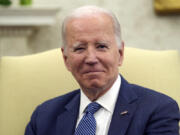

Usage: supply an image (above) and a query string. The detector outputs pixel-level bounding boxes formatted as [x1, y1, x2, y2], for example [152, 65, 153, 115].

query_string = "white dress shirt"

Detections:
[76, 75, 121, 135]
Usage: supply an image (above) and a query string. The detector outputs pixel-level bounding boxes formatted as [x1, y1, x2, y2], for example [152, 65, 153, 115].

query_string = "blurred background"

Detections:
[0, 0, 180, 56]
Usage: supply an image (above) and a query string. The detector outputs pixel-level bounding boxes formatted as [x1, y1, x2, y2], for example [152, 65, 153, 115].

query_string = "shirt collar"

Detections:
[79, 75, 121, 115]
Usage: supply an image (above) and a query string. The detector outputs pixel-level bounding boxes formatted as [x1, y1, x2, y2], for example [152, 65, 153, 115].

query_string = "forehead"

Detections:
[65, 13, 115, 37]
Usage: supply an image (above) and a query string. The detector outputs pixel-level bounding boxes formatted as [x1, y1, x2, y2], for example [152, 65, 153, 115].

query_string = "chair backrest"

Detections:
[0, 47, 179, 135]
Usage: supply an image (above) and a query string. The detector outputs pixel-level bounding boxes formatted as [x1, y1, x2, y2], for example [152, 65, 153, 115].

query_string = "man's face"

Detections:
[62, 14, 124, 97]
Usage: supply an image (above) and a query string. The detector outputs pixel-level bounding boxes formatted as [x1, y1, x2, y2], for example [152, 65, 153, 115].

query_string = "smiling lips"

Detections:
[83, 69, 104, 74]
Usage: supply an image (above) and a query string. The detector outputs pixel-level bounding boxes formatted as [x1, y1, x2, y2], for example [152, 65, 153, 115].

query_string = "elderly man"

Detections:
[25, 6, 180, 135]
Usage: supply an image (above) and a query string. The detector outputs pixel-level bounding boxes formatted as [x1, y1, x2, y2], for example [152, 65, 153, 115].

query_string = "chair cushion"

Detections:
[0, 47, 179, 135]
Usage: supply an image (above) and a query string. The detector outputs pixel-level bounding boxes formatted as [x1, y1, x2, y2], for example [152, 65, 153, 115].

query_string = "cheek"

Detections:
[104, 57, 121, 73]
[65, 60, 73, 72]
[106, 52, 120, 66]
[67, 56, 83, 72]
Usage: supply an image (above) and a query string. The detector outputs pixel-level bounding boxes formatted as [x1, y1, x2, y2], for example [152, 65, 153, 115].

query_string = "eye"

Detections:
[98, 45, 106, 49]
[74, 47, 85, 52]
[96, 43, 109, 50]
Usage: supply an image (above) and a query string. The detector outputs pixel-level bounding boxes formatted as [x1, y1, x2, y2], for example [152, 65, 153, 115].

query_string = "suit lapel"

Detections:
[108, 76, 138, 135]
[56, 92, 80, 135]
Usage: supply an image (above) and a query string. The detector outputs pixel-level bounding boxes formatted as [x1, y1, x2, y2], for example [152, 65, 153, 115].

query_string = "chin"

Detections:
[86, 80, 105, 89]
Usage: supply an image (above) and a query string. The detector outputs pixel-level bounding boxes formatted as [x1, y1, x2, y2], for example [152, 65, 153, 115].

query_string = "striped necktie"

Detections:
[74, 102, 101, 135]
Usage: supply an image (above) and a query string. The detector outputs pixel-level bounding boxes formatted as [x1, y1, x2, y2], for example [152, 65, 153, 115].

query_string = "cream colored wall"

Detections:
[1, 0, 180, 56]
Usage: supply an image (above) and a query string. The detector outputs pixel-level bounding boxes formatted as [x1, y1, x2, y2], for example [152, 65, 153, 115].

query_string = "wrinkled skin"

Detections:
[62, 13, 124, 101]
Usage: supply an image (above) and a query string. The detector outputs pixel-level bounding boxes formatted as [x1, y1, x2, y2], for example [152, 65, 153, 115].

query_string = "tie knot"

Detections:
[85, 102, 101, 114]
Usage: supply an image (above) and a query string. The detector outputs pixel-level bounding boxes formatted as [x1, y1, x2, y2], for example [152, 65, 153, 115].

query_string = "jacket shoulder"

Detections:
[130, 83, 179, 109]
[35, 89, 80, 114]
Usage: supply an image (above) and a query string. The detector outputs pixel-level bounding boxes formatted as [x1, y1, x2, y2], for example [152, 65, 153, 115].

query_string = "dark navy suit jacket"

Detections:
[25, 77, 180, 135]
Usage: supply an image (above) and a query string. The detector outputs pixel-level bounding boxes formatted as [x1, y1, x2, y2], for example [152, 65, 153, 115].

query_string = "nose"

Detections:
[84, 47, 98, 65]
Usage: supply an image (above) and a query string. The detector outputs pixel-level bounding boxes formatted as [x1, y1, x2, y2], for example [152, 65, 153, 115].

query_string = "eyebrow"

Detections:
[96, 41, 109, 44]
[72, 40, 110, 48]
[72, 42, 85, 48]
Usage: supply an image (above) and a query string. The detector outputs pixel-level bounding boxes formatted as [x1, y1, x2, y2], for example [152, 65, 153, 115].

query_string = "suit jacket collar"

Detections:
[56, 91, 80, 135]
[56, 75, 139, 135]
[108, 76, 138, 135]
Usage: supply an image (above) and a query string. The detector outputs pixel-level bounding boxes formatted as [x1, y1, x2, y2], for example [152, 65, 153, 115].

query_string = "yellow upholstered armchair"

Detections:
[0, 47, 180, 135]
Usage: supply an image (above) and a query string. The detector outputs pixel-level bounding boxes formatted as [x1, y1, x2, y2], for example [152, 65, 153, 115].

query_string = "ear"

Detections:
[61, 48, 72, 72]
[118, 41, 124, 66]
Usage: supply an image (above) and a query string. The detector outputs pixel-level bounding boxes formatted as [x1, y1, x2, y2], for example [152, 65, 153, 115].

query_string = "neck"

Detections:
[84, 88, 109, 101]
[81, 74, 119, 101]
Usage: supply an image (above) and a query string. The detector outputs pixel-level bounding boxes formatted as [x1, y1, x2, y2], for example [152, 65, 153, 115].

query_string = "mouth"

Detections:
[83, 70, 104, 74]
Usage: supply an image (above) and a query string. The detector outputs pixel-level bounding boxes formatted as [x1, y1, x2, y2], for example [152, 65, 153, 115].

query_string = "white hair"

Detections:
[61, 5, 122, 49]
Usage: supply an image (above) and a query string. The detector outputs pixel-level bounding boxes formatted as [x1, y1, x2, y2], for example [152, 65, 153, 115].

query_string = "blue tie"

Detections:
[74, 102, 101, 135]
